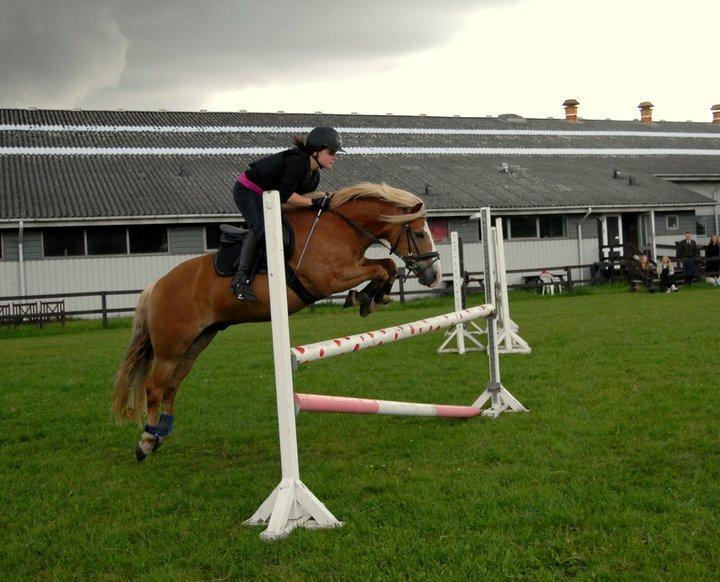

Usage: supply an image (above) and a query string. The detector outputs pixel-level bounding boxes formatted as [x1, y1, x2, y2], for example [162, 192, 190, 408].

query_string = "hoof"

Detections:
[136, 431, 158, 462]
[359, 302, 375, 318]
[152, 436, 164, 452]
[136, 444, 147, 462]
[344, 290, 360, 308]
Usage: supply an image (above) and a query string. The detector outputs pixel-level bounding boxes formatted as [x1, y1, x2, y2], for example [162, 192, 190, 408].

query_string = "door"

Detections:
[598, 215, 624, 263]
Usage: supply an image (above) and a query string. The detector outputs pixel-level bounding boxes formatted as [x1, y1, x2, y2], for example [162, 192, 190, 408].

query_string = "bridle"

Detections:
[327, 206, 440, 281]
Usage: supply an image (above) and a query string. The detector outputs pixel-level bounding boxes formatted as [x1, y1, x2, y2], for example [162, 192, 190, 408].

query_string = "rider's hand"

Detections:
[311, 194, 331, 210]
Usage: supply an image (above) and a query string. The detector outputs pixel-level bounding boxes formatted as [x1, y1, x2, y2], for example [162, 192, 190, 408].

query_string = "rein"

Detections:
[327, 206, 440, 280]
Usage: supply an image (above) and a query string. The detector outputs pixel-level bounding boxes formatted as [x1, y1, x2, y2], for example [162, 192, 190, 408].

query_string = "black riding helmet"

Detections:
[305, 126, 345, 153]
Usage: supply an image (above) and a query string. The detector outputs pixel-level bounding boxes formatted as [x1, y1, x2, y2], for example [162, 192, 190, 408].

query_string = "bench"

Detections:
[40, 300, 66, 326]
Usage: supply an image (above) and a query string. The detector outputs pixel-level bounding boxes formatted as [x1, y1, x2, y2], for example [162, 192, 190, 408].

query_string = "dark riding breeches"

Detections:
[233, 182, 265, 236]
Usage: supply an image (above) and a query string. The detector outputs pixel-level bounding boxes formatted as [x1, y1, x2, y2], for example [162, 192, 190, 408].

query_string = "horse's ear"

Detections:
[410, 202, 423, 214]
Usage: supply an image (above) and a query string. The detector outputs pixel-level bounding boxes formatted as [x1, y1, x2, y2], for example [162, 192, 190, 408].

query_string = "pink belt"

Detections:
[237, 172, 263, 195]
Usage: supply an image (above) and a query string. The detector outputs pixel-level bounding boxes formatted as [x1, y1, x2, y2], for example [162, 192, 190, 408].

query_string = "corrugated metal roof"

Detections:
[0, 108, 718, 222]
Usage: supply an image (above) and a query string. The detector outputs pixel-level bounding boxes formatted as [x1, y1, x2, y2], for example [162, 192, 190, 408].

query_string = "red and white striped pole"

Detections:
[294, 393, 482, 418]
[291, 305, 493, 368]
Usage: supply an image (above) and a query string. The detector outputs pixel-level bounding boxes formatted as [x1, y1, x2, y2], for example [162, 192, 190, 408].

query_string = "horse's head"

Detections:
[385, 201, 443, 288]
[319, 182, 443, 289]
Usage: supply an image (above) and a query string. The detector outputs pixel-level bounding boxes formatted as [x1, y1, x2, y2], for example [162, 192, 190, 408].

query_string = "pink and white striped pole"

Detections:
[291, 305, 494, 368]
[294, 393, 482, 418]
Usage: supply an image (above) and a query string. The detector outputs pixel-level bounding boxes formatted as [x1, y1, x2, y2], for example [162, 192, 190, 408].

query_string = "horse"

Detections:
[110, 182, 443, 461]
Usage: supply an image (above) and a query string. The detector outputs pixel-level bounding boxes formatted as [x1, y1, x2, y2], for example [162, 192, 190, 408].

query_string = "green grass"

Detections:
[1, 284, 719, 579]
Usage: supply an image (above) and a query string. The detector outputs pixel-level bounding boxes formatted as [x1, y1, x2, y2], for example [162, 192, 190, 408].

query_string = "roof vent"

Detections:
[638, 101, 654, 123]
[562, 99, 579, 122]
[239, 109, 247, 113]
[500, 162, 511, 174]
[385, 112, 393, 115]
[424, 183, 431, 195]
[350, 112, 359, 115]
[612, 169, 623, 179]
[712, 104, 720, 124]
[179, 165, 190, 177]
[628, 176, 638, 186]
[498, 113, 526, 124]
[277, 110, 285, 114]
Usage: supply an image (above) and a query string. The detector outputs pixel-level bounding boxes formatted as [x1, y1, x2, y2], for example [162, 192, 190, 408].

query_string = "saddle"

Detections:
[213, 222, 295, 277]
[213, 222, 319, 304]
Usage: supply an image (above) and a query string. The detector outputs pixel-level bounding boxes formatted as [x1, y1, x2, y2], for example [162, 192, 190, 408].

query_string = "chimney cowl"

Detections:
[638, 101, 654, 123]
[562, 99, 580, 122]
[712, 104, 720, 124]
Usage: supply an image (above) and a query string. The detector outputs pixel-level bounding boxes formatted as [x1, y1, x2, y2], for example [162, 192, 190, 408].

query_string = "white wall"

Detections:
[0, 253, 199, 315]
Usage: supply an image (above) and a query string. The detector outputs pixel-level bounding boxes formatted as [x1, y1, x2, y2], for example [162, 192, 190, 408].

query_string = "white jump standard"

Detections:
[247, 192, 526, 541]
[437, 231, 486, 354]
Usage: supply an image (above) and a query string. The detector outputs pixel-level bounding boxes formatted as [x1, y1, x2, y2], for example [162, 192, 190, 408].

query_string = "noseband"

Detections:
[328, 208, 440, 280]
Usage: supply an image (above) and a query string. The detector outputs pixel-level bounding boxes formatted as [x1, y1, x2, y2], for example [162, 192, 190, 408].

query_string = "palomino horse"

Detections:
[111, 182, 443, 461]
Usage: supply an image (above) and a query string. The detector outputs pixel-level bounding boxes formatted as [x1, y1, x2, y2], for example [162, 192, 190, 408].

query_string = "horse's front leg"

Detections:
[339, 259, 397, 317]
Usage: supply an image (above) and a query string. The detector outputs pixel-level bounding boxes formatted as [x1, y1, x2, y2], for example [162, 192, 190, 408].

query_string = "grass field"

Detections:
[1, 284, 719, 579]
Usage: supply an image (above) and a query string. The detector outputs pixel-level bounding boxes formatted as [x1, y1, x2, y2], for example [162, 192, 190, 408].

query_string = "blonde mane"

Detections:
[308, 182, 427, 224]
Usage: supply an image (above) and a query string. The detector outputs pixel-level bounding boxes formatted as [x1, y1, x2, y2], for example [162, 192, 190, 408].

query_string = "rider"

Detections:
[230, 126, 343, 301]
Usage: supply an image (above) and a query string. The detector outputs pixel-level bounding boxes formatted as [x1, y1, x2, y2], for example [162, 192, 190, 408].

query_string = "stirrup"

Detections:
[230, 277, 257, 302]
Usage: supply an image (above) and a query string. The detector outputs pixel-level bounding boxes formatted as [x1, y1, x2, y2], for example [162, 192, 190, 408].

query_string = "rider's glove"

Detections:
[311, 194, 331, 210]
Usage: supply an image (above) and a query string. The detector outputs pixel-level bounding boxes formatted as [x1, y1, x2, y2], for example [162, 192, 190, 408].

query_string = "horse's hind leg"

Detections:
[136, 329, 219, 462]
[136, 357, 180, 461]
[161, 329, 219, 428]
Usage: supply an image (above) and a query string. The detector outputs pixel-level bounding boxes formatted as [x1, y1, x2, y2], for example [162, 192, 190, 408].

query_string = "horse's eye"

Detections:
[414, 231, 425, 239]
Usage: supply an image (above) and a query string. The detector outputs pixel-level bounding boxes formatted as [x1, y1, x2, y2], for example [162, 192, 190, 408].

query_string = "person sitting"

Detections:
[538, 269, 559, 295]
[626, 254, 657, 292]
[658, 256, 678, 293]
[637, 255, 657, 292]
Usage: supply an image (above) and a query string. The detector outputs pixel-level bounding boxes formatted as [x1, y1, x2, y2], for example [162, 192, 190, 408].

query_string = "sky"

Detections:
[1, 0, 719, 122]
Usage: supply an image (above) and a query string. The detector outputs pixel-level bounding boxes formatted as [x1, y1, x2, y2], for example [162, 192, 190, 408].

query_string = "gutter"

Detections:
[18, 220, 26, 296]
[577, 207, 593, 265]
[0, 214, 242, 229]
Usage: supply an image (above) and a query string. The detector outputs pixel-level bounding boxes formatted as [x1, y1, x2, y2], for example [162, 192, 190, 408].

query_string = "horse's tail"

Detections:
[111, 282, 156, 426]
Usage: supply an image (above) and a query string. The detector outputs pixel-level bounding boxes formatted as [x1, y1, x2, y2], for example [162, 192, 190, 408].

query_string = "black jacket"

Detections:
[245, 148, 320, 203]
[677, 239, 699, 260]
[706, 241, 720, 259]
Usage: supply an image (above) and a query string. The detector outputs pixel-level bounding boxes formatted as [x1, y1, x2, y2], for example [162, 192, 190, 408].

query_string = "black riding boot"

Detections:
[230, 231, 259, 301]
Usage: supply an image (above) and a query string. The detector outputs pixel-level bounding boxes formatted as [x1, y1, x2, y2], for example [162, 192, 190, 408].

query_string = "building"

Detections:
[1, 102, 719, 310]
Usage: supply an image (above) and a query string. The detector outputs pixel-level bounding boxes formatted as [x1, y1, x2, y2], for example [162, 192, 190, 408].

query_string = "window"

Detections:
[43, 227, 85, 257]
[205, 222, 244, 250]
[539, 215, 566, 238]
[482, 215, 566, 240]
[509, 216, 537, 238]
[428, 219, 449, 243]
[129, 225, 168, 253]
[205, 224, 222, 250]
[87, 226, 127, 255]
[666, 215, 679, 230]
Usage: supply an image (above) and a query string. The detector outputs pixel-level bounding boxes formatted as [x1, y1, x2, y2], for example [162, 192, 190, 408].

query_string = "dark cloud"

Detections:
[0, 0, 504, 110]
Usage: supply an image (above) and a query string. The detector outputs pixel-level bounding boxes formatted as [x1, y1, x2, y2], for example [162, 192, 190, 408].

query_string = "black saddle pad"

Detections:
[213, 220, 295, 277]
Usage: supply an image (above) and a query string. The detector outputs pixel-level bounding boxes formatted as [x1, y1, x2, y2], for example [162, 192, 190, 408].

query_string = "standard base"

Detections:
[496, 326, 532, 355]
[245, 477, 342, 541]
[437, 321, 486, 354]
[473, 382, 527, 418]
